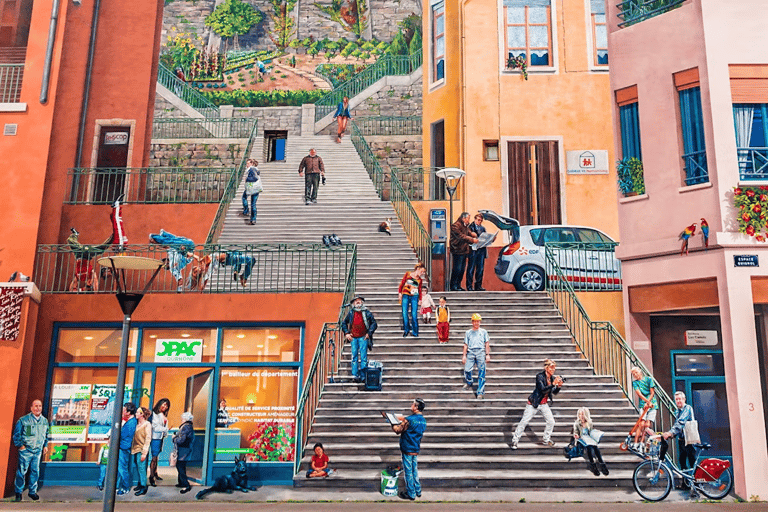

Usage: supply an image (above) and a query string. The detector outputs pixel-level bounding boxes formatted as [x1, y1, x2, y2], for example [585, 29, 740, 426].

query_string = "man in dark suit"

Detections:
[449, 212, 478, 291]
[466, 213, 487, 291]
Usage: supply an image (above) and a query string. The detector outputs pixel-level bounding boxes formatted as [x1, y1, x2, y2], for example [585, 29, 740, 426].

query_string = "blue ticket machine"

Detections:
[430, 208, 447, 254]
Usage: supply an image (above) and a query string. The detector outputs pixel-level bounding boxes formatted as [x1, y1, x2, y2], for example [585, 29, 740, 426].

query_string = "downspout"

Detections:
[71, 0, 102, 200]
[459, 0, 467, 211]
[39, 0, 62, 104]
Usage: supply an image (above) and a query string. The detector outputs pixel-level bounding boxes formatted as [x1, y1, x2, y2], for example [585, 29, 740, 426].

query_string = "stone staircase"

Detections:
[214, 133, 639, 491]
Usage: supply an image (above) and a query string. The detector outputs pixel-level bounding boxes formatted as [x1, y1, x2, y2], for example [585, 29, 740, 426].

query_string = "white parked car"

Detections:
[479, 210, 622, 292]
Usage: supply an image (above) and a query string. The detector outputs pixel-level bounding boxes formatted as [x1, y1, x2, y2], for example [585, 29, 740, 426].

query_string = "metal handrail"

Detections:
[294, 245, 357, 475]
[616, 0, 685, 27]
[544, 241, 622, 291]
[544, 248, 679, 465]
[350, 120, 386, 197]
[0, 63, 24, 103]
[353, 116, 422, 136]
[157, 62, 219, 118]
[391, 172, 434, 283]
[65, 167, 235, 204]
[314, 49, 422, 123]
[34, 242, 355, 294]
[390, 166, 447, 201]
[152, 117, 256, 139]
[205, 118, 260, 244]
[737, 147, 768, 181]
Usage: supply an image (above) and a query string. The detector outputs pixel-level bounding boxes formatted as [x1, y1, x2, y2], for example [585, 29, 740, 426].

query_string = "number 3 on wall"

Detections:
[749, 403, 755, 411]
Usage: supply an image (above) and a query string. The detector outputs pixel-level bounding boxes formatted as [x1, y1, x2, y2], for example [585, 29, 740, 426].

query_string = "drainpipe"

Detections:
[72, 0, 102, 197]
[39, 0, 62, 104]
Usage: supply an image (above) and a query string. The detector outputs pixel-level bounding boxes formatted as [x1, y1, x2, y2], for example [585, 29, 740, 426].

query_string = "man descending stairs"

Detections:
[214, 134, 641, 492]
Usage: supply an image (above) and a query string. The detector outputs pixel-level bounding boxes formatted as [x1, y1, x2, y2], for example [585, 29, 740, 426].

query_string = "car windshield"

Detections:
[576, 229, 614, 244]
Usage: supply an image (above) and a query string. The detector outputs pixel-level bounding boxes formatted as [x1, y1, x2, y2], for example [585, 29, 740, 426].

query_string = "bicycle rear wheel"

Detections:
[698, 468, 733, 499]
[633, 459, 672, 501]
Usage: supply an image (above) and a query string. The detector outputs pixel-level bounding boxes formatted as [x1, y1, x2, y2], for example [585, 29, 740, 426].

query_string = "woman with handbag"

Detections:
[660, 391, 698, 471]
[242, 159, 262, 225]
[572, 407, 608, 476]
[173, 412, 195, 494]
[148, 398, 170, 486]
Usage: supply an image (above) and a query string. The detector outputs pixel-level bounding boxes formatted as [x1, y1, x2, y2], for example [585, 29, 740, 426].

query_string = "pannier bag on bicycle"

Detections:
[694, 458, 730, 482]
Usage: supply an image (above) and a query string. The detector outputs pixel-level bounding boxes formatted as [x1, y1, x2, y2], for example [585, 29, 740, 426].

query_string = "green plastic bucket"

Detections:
[380, 470, 399, 496]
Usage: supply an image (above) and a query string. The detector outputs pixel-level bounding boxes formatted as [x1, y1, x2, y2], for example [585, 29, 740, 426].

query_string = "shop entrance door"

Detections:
[142, 366, 215, 485]
[507, 141, 561, 225]
[671, 350, 732, 459]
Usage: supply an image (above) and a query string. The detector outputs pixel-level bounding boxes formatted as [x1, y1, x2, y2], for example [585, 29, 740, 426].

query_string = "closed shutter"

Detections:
[507, 141, 533, 225]
[729, 64, 768, 103]
[534, 140, 561, 225]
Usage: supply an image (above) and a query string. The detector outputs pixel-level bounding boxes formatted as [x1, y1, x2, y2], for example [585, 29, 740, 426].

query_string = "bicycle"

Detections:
[631, 440, 733, 502]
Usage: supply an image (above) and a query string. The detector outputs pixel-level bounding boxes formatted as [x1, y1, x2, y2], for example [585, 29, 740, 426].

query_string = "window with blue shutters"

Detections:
[679, 86, 708, 185]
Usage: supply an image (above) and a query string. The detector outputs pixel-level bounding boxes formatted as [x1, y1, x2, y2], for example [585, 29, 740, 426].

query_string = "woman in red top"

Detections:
[398, 263, 426, 338]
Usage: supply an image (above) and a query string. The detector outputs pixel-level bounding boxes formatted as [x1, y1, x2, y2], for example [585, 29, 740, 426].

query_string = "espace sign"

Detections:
[155, 339, 203, 363]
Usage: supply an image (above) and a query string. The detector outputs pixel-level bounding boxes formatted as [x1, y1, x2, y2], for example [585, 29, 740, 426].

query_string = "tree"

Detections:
[308, 41, 321, 60]
[408, 26, 422, 55]
[324, 40, 339, 62]
[341, 41, 357, 58]
[387, 31, 408, 56]
[205, 0, 264, 51]
[268, 0, 298, 50]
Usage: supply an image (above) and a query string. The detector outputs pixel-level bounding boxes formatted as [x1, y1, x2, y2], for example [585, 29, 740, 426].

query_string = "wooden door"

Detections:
[93, 126, 130, 203]
[507, 140, 561, 225]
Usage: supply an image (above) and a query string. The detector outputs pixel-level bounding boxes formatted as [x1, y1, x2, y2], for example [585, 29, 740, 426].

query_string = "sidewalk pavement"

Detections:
[1, 484, 753, 508]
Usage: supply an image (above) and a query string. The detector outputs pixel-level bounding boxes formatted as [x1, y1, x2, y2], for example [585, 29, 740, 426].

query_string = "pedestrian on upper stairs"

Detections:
[241, 159, 261, 225]
[462, 313, 490, 399]
[572, 406, 608, 476]
[341, 295, 378, 383]
[334, 96, 352, 143]
[392, 398, 427, 501]
[298, 148, 325, 205]
[435, 296, 451, 344]
[466, 213, 487, 291]
[449, 212, 478, 291]
[12, 399, 49, 502]
[510, 359, 564, 449]
[398, 263, 426, 338]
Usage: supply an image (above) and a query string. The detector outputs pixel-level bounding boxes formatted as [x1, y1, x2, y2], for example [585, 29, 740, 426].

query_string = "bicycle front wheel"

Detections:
[698, 468, 733, 499]
[633, 459, 672, 502]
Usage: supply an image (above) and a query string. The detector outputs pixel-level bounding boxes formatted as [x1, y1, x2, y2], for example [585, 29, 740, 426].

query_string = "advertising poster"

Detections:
[49, 384, 92, 443]
[216, 368, 298, 462]
[88, 384, 132, 442]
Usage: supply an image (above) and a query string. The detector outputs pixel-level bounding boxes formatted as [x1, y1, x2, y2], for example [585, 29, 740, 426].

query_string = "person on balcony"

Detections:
[449, 212, 478, 291]
[148, 230, 196, 292]
[341, 296, 378, 383]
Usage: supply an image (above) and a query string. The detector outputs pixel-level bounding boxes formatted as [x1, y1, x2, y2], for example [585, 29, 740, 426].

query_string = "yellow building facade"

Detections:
[420, 0, 623, 327]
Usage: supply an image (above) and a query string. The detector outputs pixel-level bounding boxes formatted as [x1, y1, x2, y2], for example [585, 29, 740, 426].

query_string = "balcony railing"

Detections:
[0, 64, 23, 103]
[66, 167, 235, 204]
[34, 243, 356, 294]
[738, 147, 768, 181]
[390, 167, 447, 201]
[352, 116, 422, 137]
[544, 241, 622, 292]
[157, 62, 219, 118]
[682, 150, 709, 186]
[616, 0, 686, 27]
[152, 117, 256, 139]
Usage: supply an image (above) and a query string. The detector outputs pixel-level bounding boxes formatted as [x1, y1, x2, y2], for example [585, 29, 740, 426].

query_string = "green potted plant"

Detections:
[616, 157, 645, 196]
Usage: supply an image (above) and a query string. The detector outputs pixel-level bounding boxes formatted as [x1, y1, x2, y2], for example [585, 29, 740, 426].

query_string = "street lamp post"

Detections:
[435, 168, 465, 291]
[97, 256, 163, 512]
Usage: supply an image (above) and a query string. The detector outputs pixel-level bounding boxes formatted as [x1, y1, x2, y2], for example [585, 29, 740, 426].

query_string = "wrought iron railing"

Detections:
[738, 147, 768, 181]
[34, 243, 355, 294]
[152, 117, 256, 139]
[65, 167, 235, 204]
[157, 62, 219, 118]
[682, 150, 709, 186]
[391, 172, 434, 281]
[350, 120, 386, 197]
[0, 63, 23, 103]
[544, 248, 679, 464]
[314, 49, 422, 123]
[294, 245, 357, 475]
[616, 0, 686, 27]
[205, 118, 260, 244]
[353, 116, 422, 136]
[390, 166, 447, 201]
[544, 241, 622, 291]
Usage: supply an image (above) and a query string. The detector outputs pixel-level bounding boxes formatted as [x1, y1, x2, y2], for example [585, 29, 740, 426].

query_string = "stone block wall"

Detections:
[227, 106, 303, 135]
[368, 0, 421, 42]
[154, 93, 187, 119]
[149, 141, 247, 168]
[350, 79, 422, 117]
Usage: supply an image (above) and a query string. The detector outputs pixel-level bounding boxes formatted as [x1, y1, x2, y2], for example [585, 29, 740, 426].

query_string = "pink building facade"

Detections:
[607, 0, 768, 498]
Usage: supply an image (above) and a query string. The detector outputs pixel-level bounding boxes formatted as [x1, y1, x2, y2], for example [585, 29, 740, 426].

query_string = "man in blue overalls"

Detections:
[12, 399, 50, 501]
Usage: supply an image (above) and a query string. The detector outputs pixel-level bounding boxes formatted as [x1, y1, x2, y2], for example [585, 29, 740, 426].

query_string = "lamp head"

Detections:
[435, 167, 466, 183]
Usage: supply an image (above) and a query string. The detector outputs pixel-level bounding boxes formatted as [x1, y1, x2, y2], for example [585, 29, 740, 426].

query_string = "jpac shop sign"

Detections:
[566, 150, 609, 175]
[155, 338, 203, 363]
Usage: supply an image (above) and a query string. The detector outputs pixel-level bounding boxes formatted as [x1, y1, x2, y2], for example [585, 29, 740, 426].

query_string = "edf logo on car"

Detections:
[155, 339, 203, 363]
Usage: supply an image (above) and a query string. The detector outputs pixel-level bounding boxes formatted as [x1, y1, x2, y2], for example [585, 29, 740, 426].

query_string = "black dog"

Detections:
[195, 456, 256, 499]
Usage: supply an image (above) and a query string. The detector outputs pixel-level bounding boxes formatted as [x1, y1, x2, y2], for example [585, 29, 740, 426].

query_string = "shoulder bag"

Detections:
[245, 178, 263, 196]
[684, 419, 701, 445]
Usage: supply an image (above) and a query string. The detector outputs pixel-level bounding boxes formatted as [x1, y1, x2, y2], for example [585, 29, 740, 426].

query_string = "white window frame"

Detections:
[429, 0, 446, 89]
[498, 0, 559, 77]
[585, 0, 608, 72]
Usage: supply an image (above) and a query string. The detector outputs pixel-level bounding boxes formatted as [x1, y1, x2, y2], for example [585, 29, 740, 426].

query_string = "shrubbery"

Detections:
[202, 89, 326, 107]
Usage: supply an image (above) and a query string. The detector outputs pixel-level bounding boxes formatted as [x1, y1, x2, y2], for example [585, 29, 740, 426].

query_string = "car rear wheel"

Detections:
[513, 265, 545, 291]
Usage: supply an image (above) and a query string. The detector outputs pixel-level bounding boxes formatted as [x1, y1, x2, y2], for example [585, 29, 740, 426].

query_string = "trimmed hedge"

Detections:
[202, 89, 327, 107]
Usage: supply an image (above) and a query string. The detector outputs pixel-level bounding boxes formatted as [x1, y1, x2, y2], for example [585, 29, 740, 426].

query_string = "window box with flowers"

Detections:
[733, 186, 768, 242]
[617, 157, 646, 197]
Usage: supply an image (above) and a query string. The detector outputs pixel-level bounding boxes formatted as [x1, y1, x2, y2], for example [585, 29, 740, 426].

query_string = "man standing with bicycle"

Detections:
[660, 391, 697, 494]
